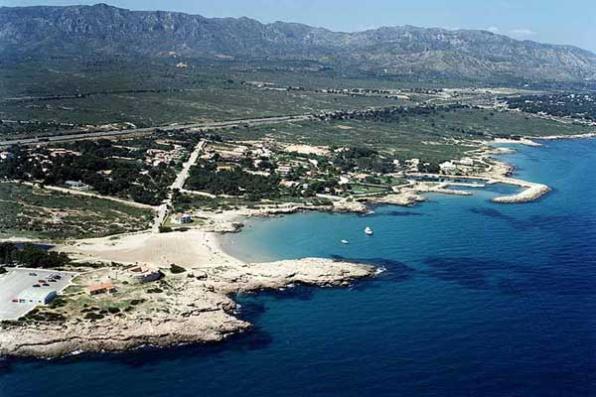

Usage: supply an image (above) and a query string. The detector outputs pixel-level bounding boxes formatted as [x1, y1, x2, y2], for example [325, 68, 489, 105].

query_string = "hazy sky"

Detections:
[2, 0, 595, 52]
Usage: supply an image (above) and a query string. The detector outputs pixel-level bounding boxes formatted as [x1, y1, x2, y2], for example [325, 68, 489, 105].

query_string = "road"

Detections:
[152, 140, 206, 233]
[2, 180, 155, 210]
[0, 114, 314, 148]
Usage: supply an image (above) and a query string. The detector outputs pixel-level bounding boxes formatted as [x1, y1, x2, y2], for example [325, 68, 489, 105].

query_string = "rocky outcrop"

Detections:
[0, 256, 375, 359]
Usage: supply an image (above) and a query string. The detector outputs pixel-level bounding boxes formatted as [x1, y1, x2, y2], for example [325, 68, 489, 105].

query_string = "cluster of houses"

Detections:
[439, 157, 477, 175]
[145, 144, 186, 167]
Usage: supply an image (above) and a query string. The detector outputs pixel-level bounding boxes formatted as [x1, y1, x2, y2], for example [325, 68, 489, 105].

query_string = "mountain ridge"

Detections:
[1, 3, 595, 83]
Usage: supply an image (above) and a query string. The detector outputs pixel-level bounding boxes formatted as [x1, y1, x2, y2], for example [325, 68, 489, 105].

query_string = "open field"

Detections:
[0, 183, 153, 240]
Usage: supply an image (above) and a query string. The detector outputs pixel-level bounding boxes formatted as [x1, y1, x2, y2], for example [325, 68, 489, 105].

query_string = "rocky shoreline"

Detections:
[0, 228, 376, 359]
[0, 136, 568, 360]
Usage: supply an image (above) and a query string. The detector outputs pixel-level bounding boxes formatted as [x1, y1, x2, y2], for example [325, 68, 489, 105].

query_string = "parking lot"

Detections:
[0, 268, 78, 321]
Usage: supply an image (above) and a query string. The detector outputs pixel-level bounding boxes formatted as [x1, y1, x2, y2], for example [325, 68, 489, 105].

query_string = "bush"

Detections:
[170, 264, 186, 274]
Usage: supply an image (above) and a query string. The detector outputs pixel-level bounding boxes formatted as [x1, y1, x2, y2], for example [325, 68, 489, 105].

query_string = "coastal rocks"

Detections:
[332, 199, 369, 213]
[366, 192, 426, 206]
[0, 310, 249, 359]
[214, 258, 376, 294]
[492, 182, 551, 203]
[0, 232, 376, 359]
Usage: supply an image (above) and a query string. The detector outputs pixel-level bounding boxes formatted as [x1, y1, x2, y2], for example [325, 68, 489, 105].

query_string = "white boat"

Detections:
[341, 239, 349, 244]
[364, 227, 374, 235]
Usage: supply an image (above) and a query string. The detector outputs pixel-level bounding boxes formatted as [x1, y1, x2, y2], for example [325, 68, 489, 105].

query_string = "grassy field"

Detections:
[0, 183, 153, 240]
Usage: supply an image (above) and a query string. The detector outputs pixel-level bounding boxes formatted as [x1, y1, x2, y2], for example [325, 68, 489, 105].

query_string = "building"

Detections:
[458, 157, 475, 166]
[277, 165, 292, 176]
[439, 161, 458, 174]
[130, 266, 163, 283]
[0, 151, 14, 161]
[17, 289, 57, 305]
[65, 180, 90, 190]
[173, 213, 193, 224]
[405, 158, 420, 172]
[88, 282, 116, 296]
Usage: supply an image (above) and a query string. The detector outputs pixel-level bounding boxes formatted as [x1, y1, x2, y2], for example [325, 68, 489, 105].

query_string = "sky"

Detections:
[2, 0, 595, 53]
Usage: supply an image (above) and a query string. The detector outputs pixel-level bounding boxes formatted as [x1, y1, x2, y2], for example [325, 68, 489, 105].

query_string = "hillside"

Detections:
[1, 4, 596, 83]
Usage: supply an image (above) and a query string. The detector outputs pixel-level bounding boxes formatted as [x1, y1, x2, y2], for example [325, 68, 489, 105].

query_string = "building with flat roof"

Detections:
[130, 266, 163, 283]
[17, 289, 57, 305]
[173, 213, 193, 224]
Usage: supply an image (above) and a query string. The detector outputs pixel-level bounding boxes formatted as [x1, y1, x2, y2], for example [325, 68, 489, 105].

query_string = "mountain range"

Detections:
[1, 3, 595, 84]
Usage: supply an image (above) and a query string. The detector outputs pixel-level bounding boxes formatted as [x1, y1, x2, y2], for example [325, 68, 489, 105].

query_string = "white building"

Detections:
[65, 180, 90, 190]
[0, 151, 14, 160]
[173, 213, 193, 224]
[277, 165, 292, 176]
[458, 157, 474, 166]
[17, 289, 57, 305]
[439, 161, 458, 174]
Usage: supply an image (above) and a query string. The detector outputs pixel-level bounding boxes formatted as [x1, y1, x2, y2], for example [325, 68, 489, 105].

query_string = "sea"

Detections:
[1, 138, 595, 397]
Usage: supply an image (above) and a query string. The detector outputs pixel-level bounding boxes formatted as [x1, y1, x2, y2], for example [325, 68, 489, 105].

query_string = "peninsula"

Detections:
[1, 3, 595, 360]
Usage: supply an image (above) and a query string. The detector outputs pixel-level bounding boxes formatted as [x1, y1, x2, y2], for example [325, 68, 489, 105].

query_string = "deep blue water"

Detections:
[1, 139, 595, 396]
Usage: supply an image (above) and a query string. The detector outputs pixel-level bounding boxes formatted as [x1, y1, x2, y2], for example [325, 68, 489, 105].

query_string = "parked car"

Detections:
[33, 284, 40, 288]
[29, 272, 37, 277]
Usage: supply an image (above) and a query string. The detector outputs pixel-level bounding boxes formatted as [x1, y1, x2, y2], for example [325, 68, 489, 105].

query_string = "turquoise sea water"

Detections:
[1, 139, 595, 396]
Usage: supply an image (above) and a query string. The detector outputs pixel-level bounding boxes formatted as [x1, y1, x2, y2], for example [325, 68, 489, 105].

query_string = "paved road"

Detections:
[0, 268, 77, 321]
[0, 114, 314, 148]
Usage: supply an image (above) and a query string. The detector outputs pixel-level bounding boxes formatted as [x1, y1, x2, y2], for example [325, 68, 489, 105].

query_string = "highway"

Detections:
[0, 114, 314, 148]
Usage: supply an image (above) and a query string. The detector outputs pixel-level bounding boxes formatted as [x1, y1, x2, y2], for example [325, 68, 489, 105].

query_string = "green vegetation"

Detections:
[186, 162, 280, 200]
[0, 242, 69, 268]
[0, 60, 405, 133]
[172, 193, 248, 212]
[505, 93, 596, 121]
[0, 183, 152, 239]
[221, 107, 593, 164]
[0, 140, 177, 205]
[170, 264, 186, 274]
